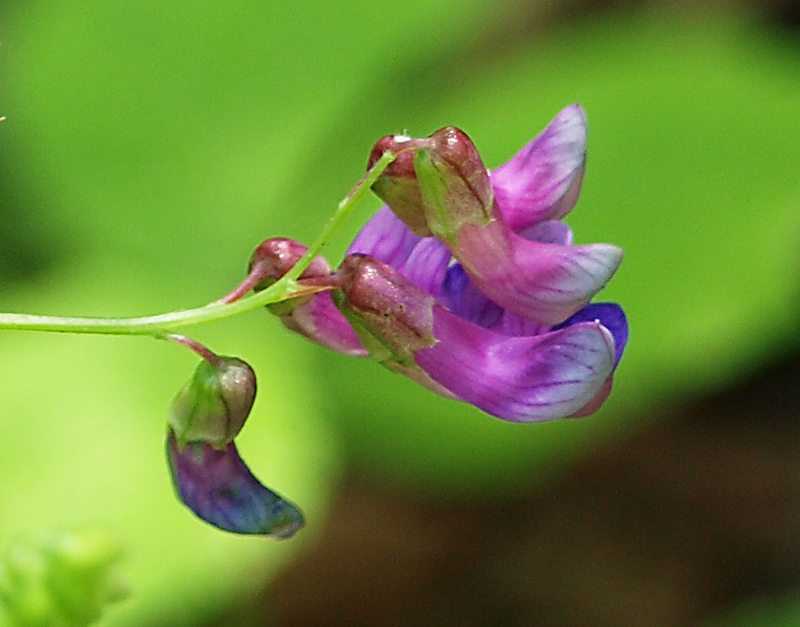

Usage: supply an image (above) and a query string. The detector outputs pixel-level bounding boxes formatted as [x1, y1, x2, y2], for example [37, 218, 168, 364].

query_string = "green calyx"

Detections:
[413, 149, 494, 247]
[168, 357, 256, 449]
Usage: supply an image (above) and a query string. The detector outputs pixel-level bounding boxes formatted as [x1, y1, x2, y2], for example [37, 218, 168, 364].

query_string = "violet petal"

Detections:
[519, 219, 574, 245]
[555, 302, 628, 366]
[442, 264, 504, 328]
[167, 431, 304, 538]
[347, 205, 422, 267]
[414, 311, 615, 422]
[494, 310, 551, 337]
[457, 220, 623, 325]
[279, 292, 367, 356]
[443, 264, 550, 336]
[490, 104, 587, 231]
[399, 237, 452, 299]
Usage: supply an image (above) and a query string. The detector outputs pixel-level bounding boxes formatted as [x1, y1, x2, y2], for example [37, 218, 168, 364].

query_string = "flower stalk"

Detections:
[0, 150, 397, 337]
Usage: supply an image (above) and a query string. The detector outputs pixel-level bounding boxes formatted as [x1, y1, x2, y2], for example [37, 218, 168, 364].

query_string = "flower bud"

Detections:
[369, 127, 494, 241]
[248, 237, 331, 294]
[246, 238, 366, 355]
[168, 357, 256, 449]
[337, 253, 436, 365]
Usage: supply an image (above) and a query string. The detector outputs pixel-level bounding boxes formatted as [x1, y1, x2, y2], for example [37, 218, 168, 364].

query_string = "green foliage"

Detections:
[704, 590, 800, 627]
[0, 530, 126, 627]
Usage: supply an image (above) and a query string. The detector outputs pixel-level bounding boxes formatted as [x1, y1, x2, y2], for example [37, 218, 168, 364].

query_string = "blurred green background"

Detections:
[1, 1, 799, 625]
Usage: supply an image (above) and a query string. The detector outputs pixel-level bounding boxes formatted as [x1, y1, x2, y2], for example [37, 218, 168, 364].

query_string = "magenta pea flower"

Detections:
[258, 105, 627, 422]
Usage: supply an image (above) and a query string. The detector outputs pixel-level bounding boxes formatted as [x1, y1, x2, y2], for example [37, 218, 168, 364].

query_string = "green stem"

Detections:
[0, 151, 395, 337]
[162, 334, 222, 366]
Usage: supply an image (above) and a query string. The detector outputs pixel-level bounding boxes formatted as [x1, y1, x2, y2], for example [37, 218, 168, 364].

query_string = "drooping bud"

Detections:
[337, 253, 436, 367]
[168, 357, 256, 449]
[166, 432, 304, 538]
[369, 127, 494, 241]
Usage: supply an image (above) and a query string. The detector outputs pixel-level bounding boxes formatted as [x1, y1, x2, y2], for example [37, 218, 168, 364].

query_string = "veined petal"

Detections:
[569, 375, 614, 418]
[347, 205, 422, 267]
[490, 104, 587, 231]
[443, 264, 550, 336]
[555, 302, 628, 366]
[494, 309, 550, 337]
[167, 431, 304, 538]
[414, 312, 615, 422]
[457, 220, 623, 325]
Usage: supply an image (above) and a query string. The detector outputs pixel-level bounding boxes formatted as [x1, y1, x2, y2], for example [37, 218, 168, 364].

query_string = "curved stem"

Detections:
[162, 334, 222, 366]
[217, 264, 268, 305]
[0, 150, 396, 336]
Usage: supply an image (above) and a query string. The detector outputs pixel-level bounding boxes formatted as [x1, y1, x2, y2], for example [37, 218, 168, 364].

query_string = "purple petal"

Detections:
[440, 262, 470, 311]
[347, 205, 422, 267]
[167, 431, 304, 538]
[414, 310, 615, 422]
[278, 292, 367, 356]
[519, 219, 573, 245]
[442, 265, 550, 336]
[556, 302, 628, 366]
[442, 263, 550, 336]
[441, 264, 503, 328]
[456, 220, 623, 325]
[399, 237, 452, 298]
[493, 309, 550, 337]
[490, 104, 587, 231]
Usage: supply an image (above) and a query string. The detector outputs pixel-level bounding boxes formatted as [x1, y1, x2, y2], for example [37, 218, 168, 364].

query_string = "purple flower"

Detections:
[262, 105, 627, 422]
[166, 352, 304, 536]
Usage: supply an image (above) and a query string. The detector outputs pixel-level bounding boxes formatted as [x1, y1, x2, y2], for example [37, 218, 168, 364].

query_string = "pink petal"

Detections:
[490, 104, 587, 231]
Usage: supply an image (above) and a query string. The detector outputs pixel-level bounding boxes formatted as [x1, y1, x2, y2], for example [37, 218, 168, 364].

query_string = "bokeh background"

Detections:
[1, 1, 799, 625]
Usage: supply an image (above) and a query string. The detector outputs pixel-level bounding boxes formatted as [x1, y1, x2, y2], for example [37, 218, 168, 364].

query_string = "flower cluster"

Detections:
[166, 105, 627, 537]
[258, 105, 627, 422]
